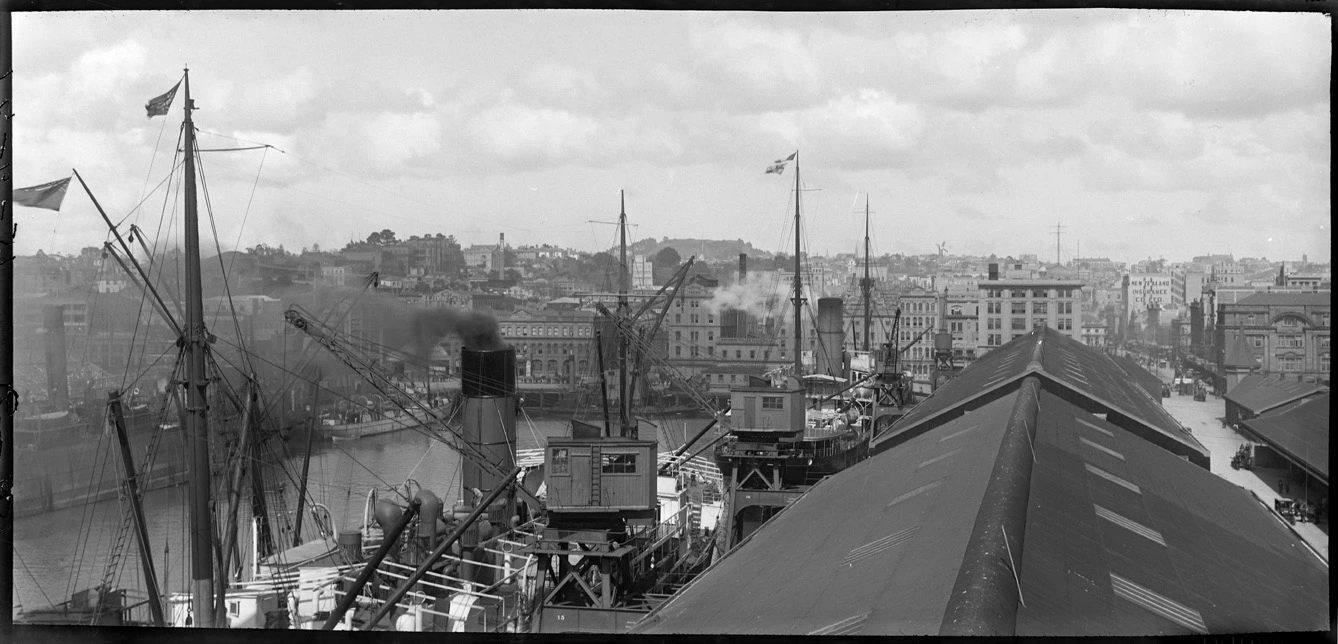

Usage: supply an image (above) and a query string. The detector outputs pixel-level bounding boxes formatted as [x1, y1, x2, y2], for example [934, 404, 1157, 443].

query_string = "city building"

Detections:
[977, 275, 1084, 355]
[1215, 292, 1330, 383]
[497, 307, 598, 383]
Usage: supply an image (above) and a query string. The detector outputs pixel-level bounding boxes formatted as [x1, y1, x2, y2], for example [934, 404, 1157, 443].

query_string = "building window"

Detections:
[1011, 302, 1027, 315]
[708, 332, 714, 341]
[1320, 353, 1330, 372]
[1278, 335, 1304, 348]
[1033, 302, 1047, 315]
[1279, 355, 1302, 371]
[736, 350, 742, 359]
[750, 350, 756, 359]
[988, 318, 1000, 330]
[675, 314, 681, 323]
[762, 396, 784, 410]
[675, 346, 681, 356]
[1011, 318, 1027, 330]
[708, 346, 714, 356]
[550, 448, 570, 475]
[601, 453, 637, 474]
[692, 315, 699, 324]
[1250, 335, 1264, 348]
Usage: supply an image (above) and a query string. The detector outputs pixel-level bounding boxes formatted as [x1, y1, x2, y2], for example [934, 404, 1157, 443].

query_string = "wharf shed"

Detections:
[1224, 373, 1328, 427]
[632, 327, 1328, 636]
[1239, 393, 1329, 486]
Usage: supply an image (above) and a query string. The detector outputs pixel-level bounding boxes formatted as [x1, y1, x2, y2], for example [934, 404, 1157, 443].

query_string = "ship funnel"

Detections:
[816, 297, 845, 377]
[43, 305, 70, 408]
[460, 346, 518, 520]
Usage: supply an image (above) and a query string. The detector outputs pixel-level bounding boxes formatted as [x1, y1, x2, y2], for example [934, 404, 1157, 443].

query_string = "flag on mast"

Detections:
[765, 152, 797, 175]
[13, 176, 72, 211]
[145, 80, 181, 117]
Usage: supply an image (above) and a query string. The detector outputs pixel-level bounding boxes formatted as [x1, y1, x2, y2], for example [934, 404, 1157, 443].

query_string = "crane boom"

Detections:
[283, 306, 542, 509]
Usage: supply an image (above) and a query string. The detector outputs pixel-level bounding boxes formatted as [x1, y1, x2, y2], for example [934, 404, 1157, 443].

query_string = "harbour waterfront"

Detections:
[11, 414, 715, 619]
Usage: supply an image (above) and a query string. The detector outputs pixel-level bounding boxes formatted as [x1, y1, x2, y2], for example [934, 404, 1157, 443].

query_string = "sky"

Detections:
[10, 10, 1332, 264]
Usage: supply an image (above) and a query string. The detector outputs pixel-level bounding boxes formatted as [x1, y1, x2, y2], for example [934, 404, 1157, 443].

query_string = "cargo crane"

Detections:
[283, 306, 542, 512]
[528, 200, 719, 632]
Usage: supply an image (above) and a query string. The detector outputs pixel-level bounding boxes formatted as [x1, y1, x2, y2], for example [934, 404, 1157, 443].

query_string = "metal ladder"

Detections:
[99, 417, 168, 594]
[590, 444, 602, 505]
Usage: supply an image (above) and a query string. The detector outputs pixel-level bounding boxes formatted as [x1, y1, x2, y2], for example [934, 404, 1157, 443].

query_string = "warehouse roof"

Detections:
[1225, 374, 1328, 417]
[1240, 393, 1329, 483]
[873, 326, 1206, 467]
[634, 385, 1329, 635]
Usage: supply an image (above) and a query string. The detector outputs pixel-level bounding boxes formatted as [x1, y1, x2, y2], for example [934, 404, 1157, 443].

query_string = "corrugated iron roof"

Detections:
[1225, 374, 1328, 416]
[1240, 393, 1329, 483]
[634, 386, 1330, 635]
[874, 326, 1206, 466]
[1109, 354, 1164, 401]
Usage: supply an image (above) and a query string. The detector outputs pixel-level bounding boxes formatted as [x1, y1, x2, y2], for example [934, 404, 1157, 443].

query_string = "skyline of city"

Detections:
[11, 10, 1331, 263]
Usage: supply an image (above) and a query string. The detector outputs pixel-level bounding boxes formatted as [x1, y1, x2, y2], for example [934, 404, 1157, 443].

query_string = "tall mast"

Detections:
[791, 152, 803, 376]
[617, 191, 630, 435]
[862, 197, 872, 352]
[0, 13, 15, 632]
[181, 68, 216, 628]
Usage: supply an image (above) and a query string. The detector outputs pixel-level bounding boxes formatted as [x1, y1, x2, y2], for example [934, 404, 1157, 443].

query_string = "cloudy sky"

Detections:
[11, 10, 1331, 263]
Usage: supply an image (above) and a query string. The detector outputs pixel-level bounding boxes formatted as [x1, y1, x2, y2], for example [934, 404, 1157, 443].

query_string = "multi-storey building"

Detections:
[897, 288, 940, 380]
[977, 278, 1084, 355]
[498, 308, 599, 382]
[1215, 292, 1330, 382]
[1171, 266, 1210, 311]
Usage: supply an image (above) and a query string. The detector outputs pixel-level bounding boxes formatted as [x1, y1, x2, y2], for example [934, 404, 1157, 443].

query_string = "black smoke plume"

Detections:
[409, 308, 508, 359]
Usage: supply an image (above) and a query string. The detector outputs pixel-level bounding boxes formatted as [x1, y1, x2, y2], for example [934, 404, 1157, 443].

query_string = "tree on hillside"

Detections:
[654, 246, 682, 268]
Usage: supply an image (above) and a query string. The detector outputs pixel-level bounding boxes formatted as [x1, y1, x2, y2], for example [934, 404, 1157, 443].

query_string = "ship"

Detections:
[266, 193, 725, 633]
[713, 156, 915, 551]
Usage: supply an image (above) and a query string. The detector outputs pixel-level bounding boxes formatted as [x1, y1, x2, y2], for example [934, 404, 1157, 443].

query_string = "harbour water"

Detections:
[11, 413, 715, 619]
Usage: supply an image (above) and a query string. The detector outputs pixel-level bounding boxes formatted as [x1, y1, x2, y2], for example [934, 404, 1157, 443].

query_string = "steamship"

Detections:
[713, 157, 890, 551]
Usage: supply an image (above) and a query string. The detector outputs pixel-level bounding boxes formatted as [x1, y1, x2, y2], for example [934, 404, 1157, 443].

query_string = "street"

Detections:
[1152, 362, 1328, 564]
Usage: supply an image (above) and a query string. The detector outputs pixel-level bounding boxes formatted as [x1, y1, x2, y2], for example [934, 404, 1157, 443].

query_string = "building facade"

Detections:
[977, 278, 1084, 355]
[1215, 292, 1330, 382]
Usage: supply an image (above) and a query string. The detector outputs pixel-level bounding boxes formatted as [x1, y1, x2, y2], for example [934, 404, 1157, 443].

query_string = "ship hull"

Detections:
[11, 406, 189, 518]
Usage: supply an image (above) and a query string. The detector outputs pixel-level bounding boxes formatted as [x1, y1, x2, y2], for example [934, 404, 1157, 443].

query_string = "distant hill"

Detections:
[625, 238, 775, 262]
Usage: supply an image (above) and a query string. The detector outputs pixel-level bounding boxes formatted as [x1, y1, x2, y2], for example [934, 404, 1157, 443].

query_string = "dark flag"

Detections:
[765, 151, 797, 174]
[13, 177, 72, 211]
[146, 81, 181, 117]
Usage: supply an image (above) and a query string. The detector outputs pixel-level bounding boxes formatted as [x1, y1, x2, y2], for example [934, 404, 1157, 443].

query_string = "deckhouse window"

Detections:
[761, 396, 784, 410]
[550, 448, 570, 475]
[601, 453, 637, 474]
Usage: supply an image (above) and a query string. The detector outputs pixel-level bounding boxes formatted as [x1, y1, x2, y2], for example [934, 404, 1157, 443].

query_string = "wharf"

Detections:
[1154, 365, 1328, 564]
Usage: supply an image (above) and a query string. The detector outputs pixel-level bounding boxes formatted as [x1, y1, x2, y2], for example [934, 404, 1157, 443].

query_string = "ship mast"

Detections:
[181, 68, 217, 628]
[791, 152, 804, 376]
[861, 197, 872, 352]
[617, 191, 631, 436]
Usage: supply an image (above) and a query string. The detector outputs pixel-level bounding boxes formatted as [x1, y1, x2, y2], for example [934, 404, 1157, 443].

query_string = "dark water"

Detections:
[11, 413, 713, 618]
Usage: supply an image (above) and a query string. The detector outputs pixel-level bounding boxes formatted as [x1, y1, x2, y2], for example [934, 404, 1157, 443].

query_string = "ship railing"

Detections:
[717, 435, 847, 461]
[332, 552, 535, 631]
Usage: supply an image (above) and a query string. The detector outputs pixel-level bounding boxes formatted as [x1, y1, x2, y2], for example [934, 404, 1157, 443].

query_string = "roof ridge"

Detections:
[939, 375, 1041, 636]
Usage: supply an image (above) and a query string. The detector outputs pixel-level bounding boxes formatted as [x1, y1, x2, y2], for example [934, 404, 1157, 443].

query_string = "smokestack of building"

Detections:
[460, 346, 518, 523]
[738, 253, 747, 284]
[988, 263, 999, 281]
[43, 305, 70, 408]
[816, 297, 845, 377]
